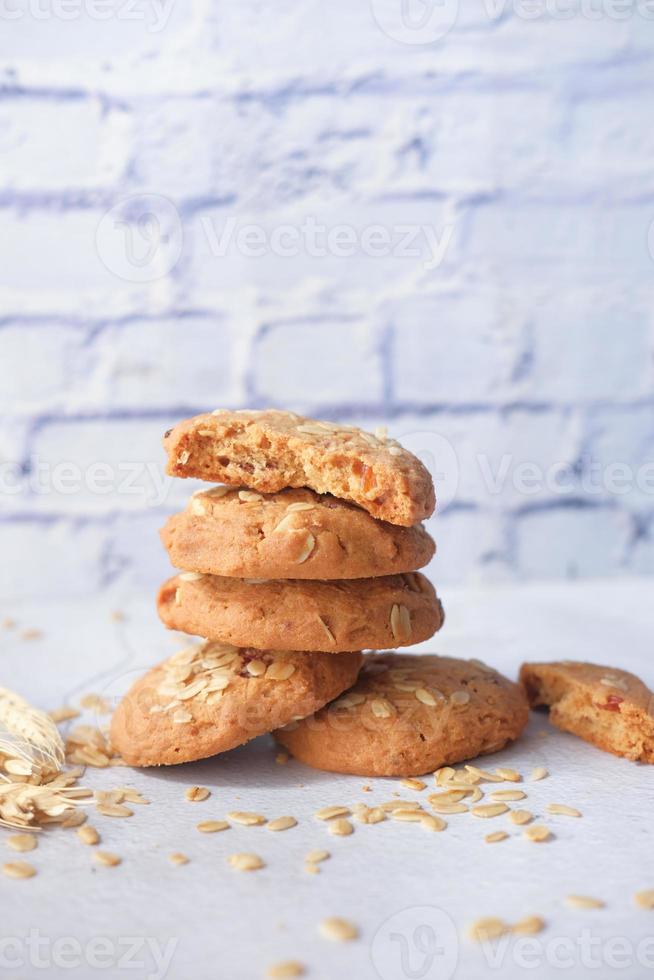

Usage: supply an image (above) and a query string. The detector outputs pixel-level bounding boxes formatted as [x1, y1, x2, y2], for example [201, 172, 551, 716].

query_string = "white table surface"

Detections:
[1, 577, 653, 980]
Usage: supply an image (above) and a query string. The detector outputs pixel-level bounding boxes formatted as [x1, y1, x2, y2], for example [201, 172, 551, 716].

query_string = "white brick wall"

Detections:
[1, 2, 653, 597]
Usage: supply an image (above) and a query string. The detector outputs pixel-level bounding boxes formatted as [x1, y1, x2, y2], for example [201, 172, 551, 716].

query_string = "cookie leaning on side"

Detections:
[111, 642, 363, 767]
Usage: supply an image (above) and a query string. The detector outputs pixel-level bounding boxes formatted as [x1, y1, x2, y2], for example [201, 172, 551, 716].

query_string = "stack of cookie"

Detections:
[112, 410, 528, 776]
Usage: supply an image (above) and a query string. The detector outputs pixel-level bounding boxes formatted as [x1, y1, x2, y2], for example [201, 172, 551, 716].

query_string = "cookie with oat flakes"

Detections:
[161, 486, 435, 580]
[274, 653, 528, 776]
[163, 409, 435, 527]
[157, 572, 444, 653]
[520, 661, 654, 764]
[110, 641, 363, 766]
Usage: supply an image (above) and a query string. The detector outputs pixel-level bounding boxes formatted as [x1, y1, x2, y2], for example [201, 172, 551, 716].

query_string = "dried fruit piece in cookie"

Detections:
[161, 487, 435, 580]
[110, 642, 363, 766]
[520, 661, 654, 764]
[157, 573, 444, 653]
[162, 410, 435, 527]
[274, 653, 529, 776]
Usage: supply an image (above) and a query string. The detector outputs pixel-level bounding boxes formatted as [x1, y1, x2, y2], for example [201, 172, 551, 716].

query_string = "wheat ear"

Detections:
[0, 686, 65, 772]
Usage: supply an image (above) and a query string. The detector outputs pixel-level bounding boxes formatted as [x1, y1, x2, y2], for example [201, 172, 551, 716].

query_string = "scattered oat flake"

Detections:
[21, 629, 43, 641]
[306, 849, 330, 864]
[392, 808, 424, 822]
[94, 851, 121, 867]
[510, 810, 533, 826]
[523, 825, 551, 843]
[328, 818, 354, 837]
[547, 804, 581, 818]
[421, 814, 446, 832]
[513, 915, 546, 936]
[490, 790, 526, 802]
[495, 768, 521, 782]
[169, 853, 189, 866]
[79, 693, 111, 713]
[304, 863, 320, 875]
[6, 835, 37, 853]
[229, 852, 264, 872]
[62, 810, 87, 829]
[121, 788, 149, 805]
[319, 917, 358, 942]
[401, 778, 426, 791]
[467, 917, 507, 942]
[357, 806, 386, 825]
[315, 806, 350, 821]
[2, 617, 16, 629]
[3, 860, 36, 879]
[465, 766, 503, 783]
[197, 820, 229, 833]
[268, 816, 297, 832]
[185, 786, 210, 802]
[110, 610, 125, 622]
[531, 767, 548, 781]
[472, 803, 509, 819]
[228, 811, 266, 826]
[275, 752, 289, 765]
[566, 895, 605, 909]
[634, 890, 654, 910]
[485, 831, 508, 843]
[49, 706, 81, 724]
[266, 961, 305, 979]
[96, 803, 133, 818]
[77, 825, 100, 846]
[429, 801, 468, 815]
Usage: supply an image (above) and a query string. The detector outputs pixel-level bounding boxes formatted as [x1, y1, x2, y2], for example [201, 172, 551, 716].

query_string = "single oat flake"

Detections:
[319, 917, 359, 942]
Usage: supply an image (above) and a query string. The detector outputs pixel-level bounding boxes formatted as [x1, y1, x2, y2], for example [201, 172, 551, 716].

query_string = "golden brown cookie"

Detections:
[274, 653, 529, 776]
[163, 409, 435, 527]
[520, 661, 654, 764]
[110, 641, 363, 766]
[157, 572, 444, 653]
[161, 487, 435, 580]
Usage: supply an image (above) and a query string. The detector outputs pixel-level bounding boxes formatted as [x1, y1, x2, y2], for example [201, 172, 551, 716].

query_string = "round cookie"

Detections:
[157, 573, 444, 653]
[520, 660, 654, 764]
[163, 409, 435, 527]
[274, 653, 529, 776]
[161, 486, 435, 580]
[110, 641, 363, 766]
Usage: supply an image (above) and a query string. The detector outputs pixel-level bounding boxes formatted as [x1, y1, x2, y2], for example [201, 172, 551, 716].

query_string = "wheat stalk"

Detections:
[0, 686, 65, 774]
